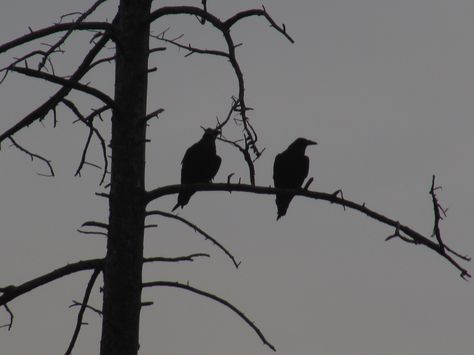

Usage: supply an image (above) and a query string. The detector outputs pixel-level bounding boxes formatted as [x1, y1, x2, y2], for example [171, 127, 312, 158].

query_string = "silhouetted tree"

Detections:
[0, 1, 469, 355]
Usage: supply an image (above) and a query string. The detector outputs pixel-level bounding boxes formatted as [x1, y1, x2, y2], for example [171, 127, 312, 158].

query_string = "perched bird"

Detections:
[273, 138, 317, 220]
[172, 128, 221, 211]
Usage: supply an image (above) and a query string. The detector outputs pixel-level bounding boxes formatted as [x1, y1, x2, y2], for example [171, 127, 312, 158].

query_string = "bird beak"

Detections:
[306, 139, 317, 146]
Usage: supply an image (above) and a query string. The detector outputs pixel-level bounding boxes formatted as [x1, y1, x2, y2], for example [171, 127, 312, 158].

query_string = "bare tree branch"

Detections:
[0, 259, 103, 306]
[146, 210, 241, 268]
[149, 6, 293, 43]
[0, 33, 111, 144]
[77, 219, 109, 237]
[62, 99, 110, 184]
[152, 32, 228, 58]
[81, 221, 108, 230]
[146, 182, 470, 278]
[224, 6, 294, 43]
[430, 175, 445, 251]
[9, 66, 115, 107]
[0, 304, 14, 330]
[64, 268, 101, 355]
[0, 49, 62, 84]
[69, 300, 102, 316]
[0, 254, 213, 308]
[142, 281, 276, 351]
[0, 22, 111, 54]
[8, 136, 55, 176]
[77, 229, 108, 237]
[38, 0, 109, 71]
[144, 253, 210, 263]
[139, 108, 165, 127]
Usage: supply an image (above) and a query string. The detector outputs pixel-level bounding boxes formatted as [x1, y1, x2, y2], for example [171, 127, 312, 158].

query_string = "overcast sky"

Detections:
[1, 0, 474, 354]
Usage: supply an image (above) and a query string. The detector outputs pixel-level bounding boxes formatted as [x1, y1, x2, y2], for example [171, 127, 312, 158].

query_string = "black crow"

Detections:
[172, 128, 221, 211]
[273, 138, 317, 220]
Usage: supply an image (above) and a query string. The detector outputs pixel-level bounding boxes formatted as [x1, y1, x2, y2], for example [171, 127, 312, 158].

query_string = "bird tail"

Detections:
[172, 190, 194, 212]
[275, 193, 293, 220]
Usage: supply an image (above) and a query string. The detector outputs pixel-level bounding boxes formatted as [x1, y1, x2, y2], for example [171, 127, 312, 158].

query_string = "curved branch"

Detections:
[142, 281, 276, 351]
[149, 6, 224, 30]
[146, 183, 470, 278]
[8, 137, 55, 177]
[224, 7, 294, 43]
[146, 210, 241, 268]
[0, 259, 103, 306]
[150, 6, 294, 43]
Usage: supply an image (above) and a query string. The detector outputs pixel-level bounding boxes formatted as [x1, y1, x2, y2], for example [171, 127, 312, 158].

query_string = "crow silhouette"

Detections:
[273, 138, 317, 220]
[172, 128, 221, 211]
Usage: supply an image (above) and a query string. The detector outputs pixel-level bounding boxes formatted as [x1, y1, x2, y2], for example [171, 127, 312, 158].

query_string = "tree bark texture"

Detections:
[100, 1, 150, 354]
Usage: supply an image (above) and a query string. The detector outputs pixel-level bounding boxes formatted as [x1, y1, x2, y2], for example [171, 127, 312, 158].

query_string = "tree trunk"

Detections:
[100, 1, 150, 354]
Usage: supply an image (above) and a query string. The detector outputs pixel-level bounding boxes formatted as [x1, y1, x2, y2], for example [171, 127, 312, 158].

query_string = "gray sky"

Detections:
[1, 0, 474, 354]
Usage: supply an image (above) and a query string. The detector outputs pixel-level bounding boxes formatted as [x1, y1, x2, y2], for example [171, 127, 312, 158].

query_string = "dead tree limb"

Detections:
[146, 210, 241, 268]
[38, 0, 109, 71]
[0, 259, 104, 306]
[62, 99, 110, 184]
[146, 182, 470, 278]
[142, 280, 276, 351]
[0, 254, 212, 308]
[0, 22, 111, 54]
[0, 33, 111, 144]
[64, 268, 101, 355]
[9, 66, 114, 107]
[143, 253, 210, 263]
[8, 137, 55, 176]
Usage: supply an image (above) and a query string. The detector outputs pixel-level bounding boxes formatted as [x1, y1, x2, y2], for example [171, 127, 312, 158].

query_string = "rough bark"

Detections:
[100, 1, 150, 354]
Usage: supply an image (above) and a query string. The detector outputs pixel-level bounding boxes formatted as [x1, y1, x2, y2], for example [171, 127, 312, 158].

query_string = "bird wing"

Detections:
[294, 155, 310, 187]
[180, 142, 221, 184]
[273, 152, 287, 187]
[208, 154, 222, 181]
[180, 143, 200, 184]
[273, 152, 309, 188]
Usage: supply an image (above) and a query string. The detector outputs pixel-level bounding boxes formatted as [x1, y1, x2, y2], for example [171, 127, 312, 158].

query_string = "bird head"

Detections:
[201, 127, 221, 141]
[289, 137, 317, 152]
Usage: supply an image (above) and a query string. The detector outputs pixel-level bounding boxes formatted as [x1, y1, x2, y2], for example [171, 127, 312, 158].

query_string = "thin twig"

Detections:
[8, 137, 54, 177]
[0, 305, 14, 330]
[62, 99, 109, 184]
[64, 268, 101, 355]
[69, 301, 102, 316]
[430, 175, 445, 251]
